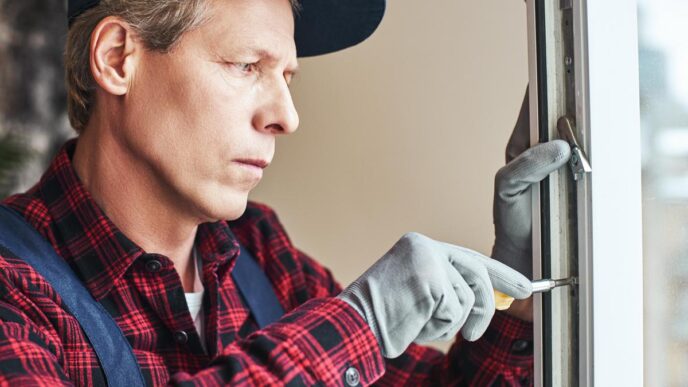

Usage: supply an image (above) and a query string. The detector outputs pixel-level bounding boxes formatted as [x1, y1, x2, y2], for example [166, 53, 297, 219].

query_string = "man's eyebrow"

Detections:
[246, 48, 300, 73]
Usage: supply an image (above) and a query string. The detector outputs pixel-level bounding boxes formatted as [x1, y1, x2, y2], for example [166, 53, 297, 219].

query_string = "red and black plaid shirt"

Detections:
[0, 140, 533, 386]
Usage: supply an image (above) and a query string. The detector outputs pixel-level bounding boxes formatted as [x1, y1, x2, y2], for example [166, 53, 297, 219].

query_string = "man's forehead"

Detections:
[208, 0, 295, 35]
[203, 0, 298, 62]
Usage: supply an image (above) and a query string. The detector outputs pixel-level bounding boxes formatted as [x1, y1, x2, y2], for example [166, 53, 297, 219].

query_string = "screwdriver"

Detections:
[493, 278, 577, 310]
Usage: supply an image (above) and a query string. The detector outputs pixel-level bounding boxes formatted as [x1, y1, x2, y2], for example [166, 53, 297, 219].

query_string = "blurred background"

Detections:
[0, 1, 72, 195]
[638, 0, 688, 385]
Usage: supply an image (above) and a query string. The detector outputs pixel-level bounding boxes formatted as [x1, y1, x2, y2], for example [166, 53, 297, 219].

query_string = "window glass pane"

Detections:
[638, 1, 688, 384]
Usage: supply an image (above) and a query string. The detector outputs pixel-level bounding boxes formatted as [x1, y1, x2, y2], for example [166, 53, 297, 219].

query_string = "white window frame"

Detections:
[527, 0, 643, 385]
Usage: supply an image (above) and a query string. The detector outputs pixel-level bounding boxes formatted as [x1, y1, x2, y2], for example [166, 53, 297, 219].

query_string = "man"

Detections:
[0, 0, 570, 385]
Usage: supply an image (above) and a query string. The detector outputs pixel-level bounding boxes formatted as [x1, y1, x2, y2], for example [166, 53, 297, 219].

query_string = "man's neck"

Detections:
[73, 120, 200, 292]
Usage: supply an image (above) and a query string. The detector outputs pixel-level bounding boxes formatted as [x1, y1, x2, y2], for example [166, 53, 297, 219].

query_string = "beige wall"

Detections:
[252, 0, 527, 326]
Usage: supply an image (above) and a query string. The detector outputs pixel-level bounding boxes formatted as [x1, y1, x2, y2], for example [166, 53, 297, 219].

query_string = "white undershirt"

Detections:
[184, 248, 206, 353]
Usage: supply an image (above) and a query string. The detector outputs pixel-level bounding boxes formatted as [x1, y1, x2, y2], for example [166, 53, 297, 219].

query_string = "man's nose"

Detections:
[253, 78, 300, 135]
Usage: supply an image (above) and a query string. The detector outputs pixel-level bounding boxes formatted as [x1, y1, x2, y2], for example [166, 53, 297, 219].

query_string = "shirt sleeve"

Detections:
[169, 297, 386, 386]
[291, 250, 534, 386]
[0, 302, 74, 386]
[369, 312, 533, 387]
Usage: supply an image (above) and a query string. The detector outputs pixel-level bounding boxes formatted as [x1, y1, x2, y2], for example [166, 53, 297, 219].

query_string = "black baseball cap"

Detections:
[67, 0, 386, 58]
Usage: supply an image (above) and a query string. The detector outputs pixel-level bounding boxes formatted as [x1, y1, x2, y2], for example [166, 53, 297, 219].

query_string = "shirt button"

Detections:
[173, 330, 189, 345]
[345, 367, 360, 386]
[511, 339, 531, 354]
[145, 258, 163, 273]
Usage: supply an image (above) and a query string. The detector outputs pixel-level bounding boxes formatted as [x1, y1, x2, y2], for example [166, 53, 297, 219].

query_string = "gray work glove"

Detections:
[338, 232, 532, 359]
[491, 89, 572, 278]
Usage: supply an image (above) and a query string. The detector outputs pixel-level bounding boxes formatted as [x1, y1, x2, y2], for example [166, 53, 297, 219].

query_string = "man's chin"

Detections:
[221, 200, 249, 221]
[193, 192, 249, 223]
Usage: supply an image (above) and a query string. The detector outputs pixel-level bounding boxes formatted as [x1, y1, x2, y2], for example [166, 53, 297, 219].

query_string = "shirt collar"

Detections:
[32, 139, 239, 300]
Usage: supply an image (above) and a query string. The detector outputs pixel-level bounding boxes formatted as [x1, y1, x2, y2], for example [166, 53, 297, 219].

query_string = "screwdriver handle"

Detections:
[494, 290, 515, 310]
[493, 278, 576, 310]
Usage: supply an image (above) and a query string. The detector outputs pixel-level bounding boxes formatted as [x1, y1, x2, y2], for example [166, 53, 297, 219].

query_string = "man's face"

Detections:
[121, 0, 299, 222]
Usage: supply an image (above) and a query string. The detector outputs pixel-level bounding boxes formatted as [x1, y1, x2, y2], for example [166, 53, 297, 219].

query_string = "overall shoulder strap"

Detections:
[231, 244, 285, 328]
[0, 205, 145, 387]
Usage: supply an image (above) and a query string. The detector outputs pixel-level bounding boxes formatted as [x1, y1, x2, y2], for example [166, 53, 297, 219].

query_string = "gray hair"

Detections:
[65, 0, 299, 133]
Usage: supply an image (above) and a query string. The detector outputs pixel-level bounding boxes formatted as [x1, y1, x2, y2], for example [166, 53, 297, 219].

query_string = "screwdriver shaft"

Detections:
[531, 277, 577, 293]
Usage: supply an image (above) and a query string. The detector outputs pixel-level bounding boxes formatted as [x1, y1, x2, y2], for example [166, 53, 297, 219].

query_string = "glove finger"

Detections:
[505, 88, 531, 163]
[417, 264, 473, 343]
[446, 242, 532, 298]
[496, 140, 571, 198]
[480, 255, 533, 299]
[441, 245, 497, 341]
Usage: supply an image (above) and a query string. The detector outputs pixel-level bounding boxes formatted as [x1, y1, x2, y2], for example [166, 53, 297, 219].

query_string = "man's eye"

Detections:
[233, 63, 255, 73]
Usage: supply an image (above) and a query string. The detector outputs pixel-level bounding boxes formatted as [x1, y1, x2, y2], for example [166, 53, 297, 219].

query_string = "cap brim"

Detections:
[294, 0, 386, 58]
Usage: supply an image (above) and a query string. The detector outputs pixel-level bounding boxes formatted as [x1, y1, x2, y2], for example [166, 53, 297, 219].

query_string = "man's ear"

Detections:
[89, 16, 139, 96]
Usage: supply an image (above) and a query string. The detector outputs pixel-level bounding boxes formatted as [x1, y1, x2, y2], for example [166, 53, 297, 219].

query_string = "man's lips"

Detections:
[234, 159, 270, 169]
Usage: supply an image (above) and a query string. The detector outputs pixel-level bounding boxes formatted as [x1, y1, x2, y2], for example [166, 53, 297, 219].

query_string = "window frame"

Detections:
[527, 0, 644, 385]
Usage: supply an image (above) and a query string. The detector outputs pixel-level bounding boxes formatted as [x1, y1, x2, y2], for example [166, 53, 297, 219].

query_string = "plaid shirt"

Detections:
[0, 140, 533, 386]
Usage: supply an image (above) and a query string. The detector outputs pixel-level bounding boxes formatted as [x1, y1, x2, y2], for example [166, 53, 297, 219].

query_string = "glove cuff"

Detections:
[337, 280, 386, 356]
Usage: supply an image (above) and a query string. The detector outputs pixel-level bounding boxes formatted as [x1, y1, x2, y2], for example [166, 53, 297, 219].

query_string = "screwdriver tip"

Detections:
[553, 277, 577, 287]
